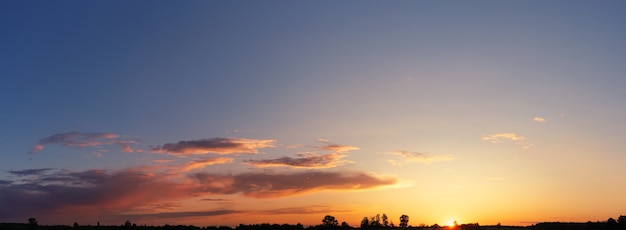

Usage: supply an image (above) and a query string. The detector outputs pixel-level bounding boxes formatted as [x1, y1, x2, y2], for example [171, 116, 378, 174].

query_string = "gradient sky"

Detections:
[2, 0, 626, 227]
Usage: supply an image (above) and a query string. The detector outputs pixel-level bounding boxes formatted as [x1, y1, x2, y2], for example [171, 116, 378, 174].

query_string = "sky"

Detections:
[2, 0, 626, 227]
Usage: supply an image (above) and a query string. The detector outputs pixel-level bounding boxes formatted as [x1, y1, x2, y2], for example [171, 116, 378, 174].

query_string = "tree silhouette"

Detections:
[382, 214, 389, 228]
[361, 217, 369, 229]
[609, 218, 617, 224]
[322, 215, 339, 228]
[28, 218, 38, 226]
[370, 214, 381, 228]
[27, 218, 38, 230]
[399, 215, 409, 228]
[618, 216, 626, 224]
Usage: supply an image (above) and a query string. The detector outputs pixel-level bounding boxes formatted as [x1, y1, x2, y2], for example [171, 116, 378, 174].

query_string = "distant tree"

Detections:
[399, 215, 409, 228]
[27, 218, 38, 230]
[124, 220, 132, 227]
[370, 214, 381, 228]
[73, 222, 79, 228]
[618, 216, 626, 224]
[609, 218, 617, 224]
[361, 217, 370, 228]
[341, 222, 350, 228]
[382, 214, 389, 228]
[323, 215, 339, 228]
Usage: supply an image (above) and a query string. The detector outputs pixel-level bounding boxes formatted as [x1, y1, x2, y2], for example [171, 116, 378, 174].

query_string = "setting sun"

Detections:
[445, 220, 458, 227]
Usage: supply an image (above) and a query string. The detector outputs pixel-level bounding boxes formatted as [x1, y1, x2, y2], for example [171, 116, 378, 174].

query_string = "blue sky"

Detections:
[2, 0, 626, 226]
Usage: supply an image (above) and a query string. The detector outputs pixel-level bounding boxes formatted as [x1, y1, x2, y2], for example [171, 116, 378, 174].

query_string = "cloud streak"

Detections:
[533, 117, 547, 123]
[316, 144, 359, 153]
[244, 153, 348, 169]
[189, 171, 397, 198]
[8, 168, 54, 176]
[152, 138, 275, 155]
[482, 133, 532, 149]
[482, 133, 525, 143]
[119, 209, 244, 219]
[180, 158, 234, 172]
[387, 151, 454, 165]
[30, 132, 137, 154]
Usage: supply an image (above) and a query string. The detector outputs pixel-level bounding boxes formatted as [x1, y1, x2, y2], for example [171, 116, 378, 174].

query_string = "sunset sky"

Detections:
[2, 0, 626, 227]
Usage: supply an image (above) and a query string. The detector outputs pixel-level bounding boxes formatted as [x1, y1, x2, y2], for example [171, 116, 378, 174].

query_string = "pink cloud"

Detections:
[244, 153, 349, 169]
[0, 167, 397, 224]
[0, 168, 200, 224]
[189, 171, 397, 198]
[181, 158, 234, 172]
[152, 138, 275, 155]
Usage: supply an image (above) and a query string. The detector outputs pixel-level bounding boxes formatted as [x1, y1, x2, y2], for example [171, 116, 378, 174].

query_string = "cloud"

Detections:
[316, 144, 359, 153]
[122, 206, 349, 222]
[0, 168, 198, 222]
[180, 158, 234, 172]
[200, 198, 229, 202]
[189, 171, 397, 198]
[257, 206, 351, 215]
[244, 153, 349, 169]
[152, 138, 275, 155]
[8, 168, 54, 176]
[30, 132, 137, 154]
[314, 139, 359, 153]
[118, 210, 245, 219]
[482, 133, 532, 149]
[533, 117, 547, 123]
[0, 166, 397, 223]
[482, 133, 525, 143]
[387, 151, 455, 165]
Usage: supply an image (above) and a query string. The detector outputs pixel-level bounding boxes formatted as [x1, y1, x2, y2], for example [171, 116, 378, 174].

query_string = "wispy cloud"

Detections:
[314, 140, 359, 153]
[244, 153, 349, 169]
[30, 132, 137, 154]
[482, 133, 525, 143]
[257, 206, 351, 215]
[180, 158, 234, 172]
[118, 209, 245, 220]
[200, 198, 230, 202]
[7, 168, 54, 176]
[533, 117, 547, 123]
[316, 144, 360, 153]
[387, 151, 454, 165]
[152, 138, 275, 155]
[189, 171, 397, 198]
[482, 133, 532, 149]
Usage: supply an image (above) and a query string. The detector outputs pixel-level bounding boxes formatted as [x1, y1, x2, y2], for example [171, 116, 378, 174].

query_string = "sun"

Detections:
[445, 219, 458, 227]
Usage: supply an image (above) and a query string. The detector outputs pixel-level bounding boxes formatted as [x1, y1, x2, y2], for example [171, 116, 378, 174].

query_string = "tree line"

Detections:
[2, 215, 626, 230]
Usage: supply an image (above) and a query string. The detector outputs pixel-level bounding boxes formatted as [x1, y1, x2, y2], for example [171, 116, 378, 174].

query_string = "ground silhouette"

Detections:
[1, 215, 625, 230]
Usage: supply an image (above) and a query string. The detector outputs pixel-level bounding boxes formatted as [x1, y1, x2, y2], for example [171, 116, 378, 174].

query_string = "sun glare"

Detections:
[445, 220, 457, 227]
